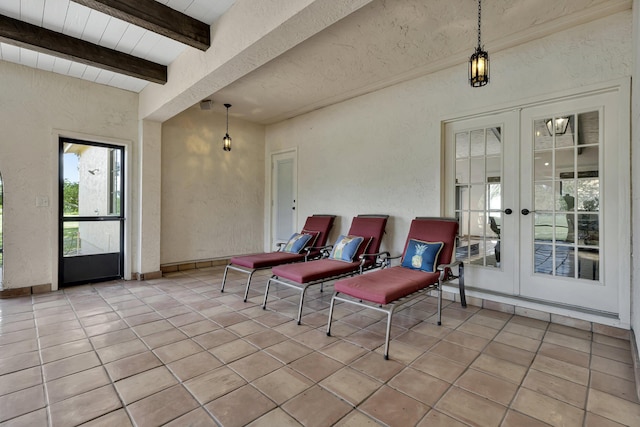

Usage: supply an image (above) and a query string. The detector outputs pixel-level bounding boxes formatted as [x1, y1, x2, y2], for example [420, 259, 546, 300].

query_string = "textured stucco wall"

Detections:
[161, 107, 265, 264]
[265, 12, 632, 280]
[137, 120, 162, 275]
[0, 61, 138, 290]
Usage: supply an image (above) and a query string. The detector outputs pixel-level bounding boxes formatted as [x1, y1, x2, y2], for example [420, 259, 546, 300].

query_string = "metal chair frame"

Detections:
[219, 214, 335, 301]
[262, 214, 389, 324]
[326, 217, 466, 359]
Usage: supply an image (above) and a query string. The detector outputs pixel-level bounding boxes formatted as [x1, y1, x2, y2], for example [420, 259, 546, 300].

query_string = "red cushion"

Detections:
[348, 216, 388, 256]
[334, 266, 439, 305]
[231, 252, 305, 269]
[272, 259, 360, 283]
[402, 219, 458, 266]
[229, 215, 335, 269]
[302, 215, 336, 247]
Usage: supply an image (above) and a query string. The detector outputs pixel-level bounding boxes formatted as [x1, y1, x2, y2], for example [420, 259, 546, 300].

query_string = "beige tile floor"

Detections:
[1, 266, 639, 426]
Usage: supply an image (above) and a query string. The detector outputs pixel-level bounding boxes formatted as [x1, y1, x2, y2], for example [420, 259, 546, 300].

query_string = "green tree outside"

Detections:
[64, 179, 79, 215]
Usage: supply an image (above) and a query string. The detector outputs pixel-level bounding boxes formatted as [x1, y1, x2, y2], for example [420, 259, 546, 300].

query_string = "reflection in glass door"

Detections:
[59, 138, 124, 286]
[531, 112, 600, 280]
[455, 126, 503, 268]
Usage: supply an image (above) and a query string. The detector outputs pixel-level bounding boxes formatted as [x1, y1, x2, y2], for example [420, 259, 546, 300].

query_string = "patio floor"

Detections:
[0, 265, 639, 426]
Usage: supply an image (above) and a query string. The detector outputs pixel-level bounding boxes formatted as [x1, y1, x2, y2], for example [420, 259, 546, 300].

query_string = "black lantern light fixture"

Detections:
[469, 0, 489, 87]
[546, 117, 570, 136]
[223, 103, 232, 152]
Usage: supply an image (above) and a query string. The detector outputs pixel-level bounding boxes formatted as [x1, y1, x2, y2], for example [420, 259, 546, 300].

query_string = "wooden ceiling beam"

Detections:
[0, 14, 167, 84]
[72, 0, 210, 51]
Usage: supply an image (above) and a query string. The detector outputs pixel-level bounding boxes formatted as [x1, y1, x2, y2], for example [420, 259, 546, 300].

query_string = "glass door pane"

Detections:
[532, 112, 600, 280]
[455, 126, 503, 268]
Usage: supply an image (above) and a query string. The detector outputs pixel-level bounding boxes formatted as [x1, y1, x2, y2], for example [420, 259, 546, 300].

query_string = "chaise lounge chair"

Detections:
[263, 214, 389, 324]
[220, 214, 336, 301]
[326, 217, 466, 359]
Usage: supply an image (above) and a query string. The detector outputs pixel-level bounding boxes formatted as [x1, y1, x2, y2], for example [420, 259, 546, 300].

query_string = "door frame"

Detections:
[58, 137, 125, 286]
[51, 130, 132, 291]
[267, 148, 298, 251]
[440, 78, 630, 326]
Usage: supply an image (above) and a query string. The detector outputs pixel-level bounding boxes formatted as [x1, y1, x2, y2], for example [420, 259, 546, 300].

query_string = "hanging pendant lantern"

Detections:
[223, 103, 232, 152]
[469, 0, 489, 87]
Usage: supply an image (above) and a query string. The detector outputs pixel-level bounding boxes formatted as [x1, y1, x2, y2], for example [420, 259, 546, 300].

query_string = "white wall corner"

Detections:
[137, 120, 163, 275]
[630, 0, 640, 370]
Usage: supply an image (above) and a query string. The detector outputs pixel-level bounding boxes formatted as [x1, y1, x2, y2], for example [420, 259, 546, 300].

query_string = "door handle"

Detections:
[521, 209, 535, 215]
[503, 209, 513, 215]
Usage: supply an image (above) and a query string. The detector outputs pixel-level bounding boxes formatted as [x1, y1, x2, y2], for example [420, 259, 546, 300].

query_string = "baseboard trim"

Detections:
[439, 284, 631, 340]
[160, 258, 230, 273]
[136, 271, 162, 281]
[0, 283, 52, 298]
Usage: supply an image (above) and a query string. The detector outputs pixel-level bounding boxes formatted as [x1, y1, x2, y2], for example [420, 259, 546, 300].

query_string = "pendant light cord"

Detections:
[477, 0, 482, 49]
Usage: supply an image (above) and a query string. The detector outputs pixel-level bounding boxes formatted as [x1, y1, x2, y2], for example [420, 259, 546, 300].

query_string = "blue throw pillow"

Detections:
[401, 239, 444, 272]
[329, 235, 364, 262]
[282, 233, 313, 253]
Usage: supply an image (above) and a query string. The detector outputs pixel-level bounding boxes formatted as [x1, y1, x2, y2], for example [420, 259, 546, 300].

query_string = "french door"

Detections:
[59, 138, 125, 286]
[519, 91, 621, 313]
[445, 89, 624, 315]
[445, 111, 519, 295]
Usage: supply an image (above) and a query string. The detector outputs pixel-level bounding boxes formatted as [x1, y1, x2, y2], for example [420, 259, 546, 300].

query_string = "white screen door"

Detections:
[271, 151, 297, 247]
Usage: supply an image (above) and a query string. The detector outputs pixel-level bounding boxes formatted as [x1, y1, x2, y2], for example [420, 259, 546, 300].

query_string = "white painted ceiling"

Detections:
[0, 0, 632, 124]
[0, 0, 235, 92]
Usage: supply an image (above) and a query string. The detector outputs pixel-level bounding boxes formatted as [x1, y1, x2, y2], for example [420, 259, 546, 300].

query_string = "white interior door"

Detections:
[271, 151, 297, 248]
[445, 111, 519, 295]
[519, 90, 622, 314]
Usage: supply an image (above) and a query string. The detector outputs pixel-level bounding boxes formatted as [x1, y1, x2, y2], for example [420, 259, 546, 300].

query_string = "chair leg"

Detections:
[326, 294, 337, 336]
[262, 277, 273, 310]
[296, 287, 308, 325]
[243, 270, 257, 302]
[458, 262, 467, 307]
[383, 309, 394, 360]
[437, 282, 442, 326]
[220, 265, 230, 292]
